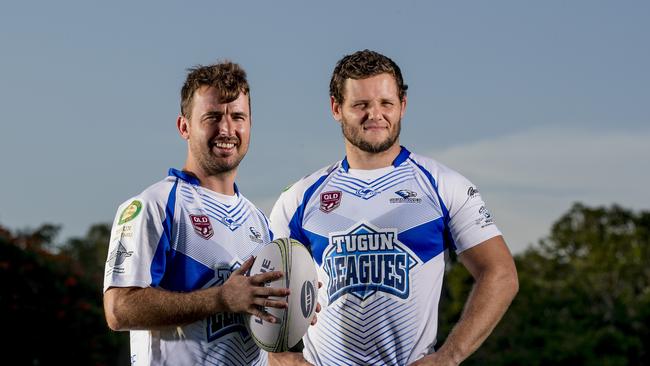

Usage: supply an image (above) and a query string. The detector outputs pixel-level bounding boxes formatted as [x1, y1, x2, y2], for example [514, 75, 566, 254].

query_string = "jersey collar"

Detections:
[167, 168, 240, 195]
[341, 146, 411, 172]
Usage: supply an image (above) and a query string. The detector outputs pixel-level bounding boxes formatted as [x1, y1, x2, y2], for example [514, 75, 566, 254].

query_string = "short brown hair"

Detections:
[180, 61, 250, 118]
[329, 49, 408, 104]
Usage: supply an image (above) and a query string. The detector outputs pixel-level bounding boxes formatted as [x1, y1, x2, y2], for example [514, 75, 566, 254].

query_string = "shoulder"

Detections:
[270, 162, 340, 233]
[114, 177, 179, 215]
[279, 161, 340, 201]
[407, 151, 470, 189]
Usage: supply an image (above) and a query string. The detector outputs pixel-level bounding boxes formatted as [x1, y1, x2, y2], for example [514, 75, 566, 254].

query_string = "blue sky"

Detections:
[1, 1, 648, 253]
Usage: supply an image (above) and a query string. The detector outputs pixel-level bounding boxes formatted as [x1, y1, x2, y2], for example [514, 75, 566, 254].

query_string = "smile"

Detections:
[214, 142, 236, 149]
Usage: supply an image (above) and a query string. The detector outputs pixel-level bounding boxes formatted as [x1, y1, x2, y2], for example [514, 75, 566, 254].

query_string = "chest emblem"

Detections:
[324, 222, 420, 302]
[320, 191, 342, 213]
[189, 214, 214, 239]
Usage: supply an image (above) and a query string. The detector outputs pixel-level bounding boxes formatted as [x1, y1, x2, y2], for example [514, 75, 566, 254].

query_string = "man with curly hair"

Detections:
[269, 50, 519, 366]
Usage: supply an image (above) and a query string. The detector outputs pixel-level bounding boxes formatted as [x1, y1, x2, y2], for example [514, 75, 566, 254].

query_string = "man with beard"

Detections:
[269, 50, 519, 366]
[103, 61, 289, 365]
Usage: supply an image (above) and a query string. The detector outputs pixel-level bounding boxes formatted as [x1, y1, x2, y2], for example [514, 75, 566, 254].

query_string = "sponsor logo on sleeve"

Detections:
[467, 186, 480, 198]
[320, 191, 342, 213]
[475, 206, 495, 228]
[106, 241, 133, 275]
[190, 214, 214, 239]
[118, 200, 142, 225]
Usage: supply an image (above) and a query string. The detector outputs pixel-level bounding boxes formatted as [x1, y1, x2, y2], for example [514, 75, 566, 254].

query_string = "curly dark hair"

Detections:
[180, 61, 250, 118]
[329, 49, 408, 104]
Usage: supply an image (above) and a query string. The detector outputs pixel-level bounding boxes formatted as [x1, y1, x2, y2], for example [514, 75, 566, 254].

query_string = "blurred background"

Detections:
[1, 1, 648, 364]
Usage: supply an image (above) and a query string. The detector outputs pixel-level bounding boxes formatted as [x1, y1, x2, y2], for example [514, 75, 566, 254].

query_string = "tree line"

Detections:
[1, 202, 648, 365]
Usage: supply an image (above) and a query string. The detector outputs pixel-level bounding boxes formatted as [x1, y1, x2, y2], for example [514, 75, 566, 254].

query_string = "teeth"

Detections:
[215, 142, 235, 149]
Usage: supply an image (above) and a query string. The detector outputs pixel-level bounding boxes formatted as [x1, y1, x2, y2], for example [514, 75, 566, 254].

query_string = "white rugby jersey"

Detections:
[270, 147, 501, 366]
[104, 169, 272, 366]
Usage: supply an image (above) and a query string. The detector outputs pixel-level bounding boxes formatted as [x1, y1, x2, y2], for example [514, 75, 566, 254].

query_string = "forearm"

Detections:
[104, 286, 221, 330]
[435, 268, 518, 364]
[269, 351, 311, 366]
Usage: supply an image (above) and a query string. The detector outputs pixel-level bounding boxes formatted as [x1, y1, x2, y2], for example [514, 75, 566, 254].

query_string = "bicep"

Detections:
[457, 236, 517, 280]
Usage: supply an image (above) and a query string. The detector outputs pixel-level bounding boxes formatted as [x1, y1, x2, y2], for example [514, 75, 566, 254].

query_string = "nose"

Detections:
[217, 116, 235, 136]
[367, 103, 383, 121]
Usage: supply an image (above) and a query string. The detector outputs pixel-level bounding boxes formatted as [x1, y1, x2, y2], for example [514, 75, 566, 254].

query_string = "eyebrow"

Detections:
[203, 111, 224, 119]
[231, 111, 248, 118]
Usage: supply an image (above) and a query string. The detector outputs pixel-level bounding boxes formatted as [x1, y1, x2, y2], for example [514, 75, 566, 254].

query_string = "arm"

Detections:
[104, 257, 290, 331]
[411, 236, 518, 366]
[269, 352, 313, 366]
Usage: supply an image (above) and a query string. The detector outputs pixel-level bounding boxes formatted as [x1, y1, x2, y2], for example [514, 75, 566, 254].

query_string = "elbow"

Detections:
[105, 309, 123, 331]
[504, 266, 519, 301]
[103, 289, 129, 331]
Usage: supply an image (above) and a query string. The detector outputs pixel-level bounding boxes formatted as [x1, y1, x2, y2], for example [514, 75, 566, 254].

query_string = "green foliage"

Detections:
[438, 203, 650, 365]
[0, 223, 128, 365]
[2, 202, 648, 364]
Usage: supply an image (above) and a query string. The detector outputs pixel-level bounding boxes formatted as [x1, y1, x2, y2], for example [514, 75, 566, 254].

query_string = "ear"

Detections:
[330, 96, 343, 122]
[400, 96, 407, 120]
[177, 115, 190, 140]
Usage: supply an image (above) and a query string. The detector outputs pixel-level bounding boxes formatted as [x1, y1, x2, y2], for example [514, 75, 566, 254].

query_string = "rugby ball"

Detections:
[246, 237, 318, 352]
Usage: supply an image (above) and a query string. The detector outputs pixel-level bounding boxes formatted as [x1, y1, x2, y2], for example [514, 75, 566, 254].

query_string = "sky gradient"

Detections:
[1, 1, 648, 253]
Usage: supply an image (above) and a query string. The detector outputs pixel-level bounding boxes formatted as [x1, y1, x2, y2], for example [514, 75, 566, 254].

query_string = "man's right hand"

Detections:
[218, 256, 290, 323]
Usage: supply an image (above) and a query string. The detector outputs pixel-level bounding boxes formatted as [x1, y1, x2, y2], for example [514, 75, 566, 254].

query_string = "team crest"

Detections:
[323, 222, 420, 302]
[320, 191, 342, 213]
[190, 214, 214, 239]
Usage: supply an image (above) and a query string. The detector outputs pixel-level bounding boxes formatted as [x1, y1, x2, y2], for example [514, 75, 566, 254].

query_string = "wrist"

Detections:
[434, 343, 463, 366]
[209, 286, 225, 313]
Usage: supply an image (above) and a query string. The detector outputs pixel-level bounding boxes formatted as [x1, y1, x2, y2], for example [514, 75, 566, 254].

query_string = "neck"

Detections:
[344, 141, 402, 170]
[183, 162, 237, 196]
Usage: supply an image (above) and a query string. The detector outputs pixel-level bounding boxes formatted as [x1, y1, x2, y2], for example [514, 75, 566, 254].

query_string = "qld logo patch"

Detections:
[190, 214, 214, 239]
[320, 191, 342, 213]
[323, 222, 419, 302]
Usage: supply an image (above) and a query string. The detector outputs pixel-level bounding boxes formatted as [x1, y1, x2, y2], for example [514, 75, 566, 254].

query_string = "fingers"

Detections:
[253, 297, 289, 309]
[232, 256, 256, 275]
[251, 306, 281, 324]
[310, 302, 322, 325]
[250, 270, 284, 285]
[254, 286, 290, 298]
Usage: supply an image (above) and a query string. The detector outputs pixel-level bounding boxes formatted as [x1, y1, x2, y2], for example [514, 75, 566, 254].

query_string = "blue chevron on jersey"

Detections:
[329, 164, 416, 200]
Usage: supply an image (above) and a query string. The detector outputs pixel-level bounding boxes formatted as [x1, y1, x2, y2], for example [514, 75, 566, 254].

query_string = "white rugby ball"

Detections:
[246, 237, 318, 352]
